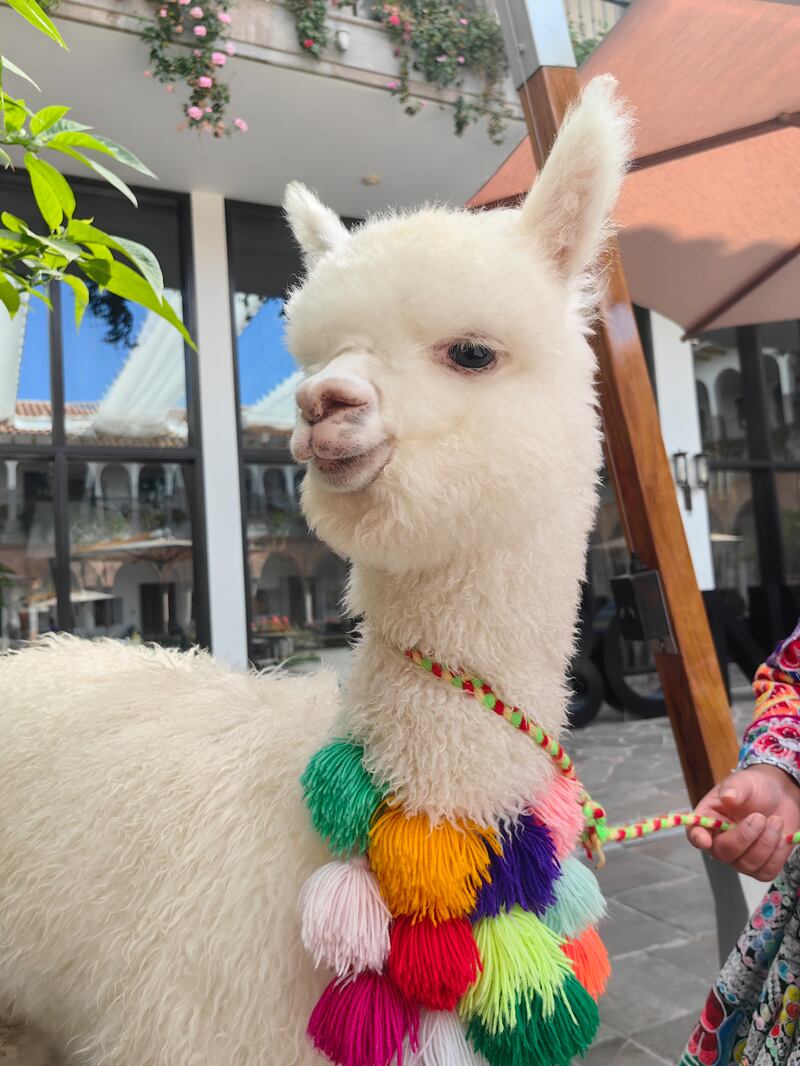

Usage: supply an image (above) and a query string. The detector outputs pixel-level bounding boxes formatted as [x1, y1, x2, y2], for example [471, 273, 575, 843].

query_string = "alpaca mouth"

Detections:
[311, 439, 393, 492]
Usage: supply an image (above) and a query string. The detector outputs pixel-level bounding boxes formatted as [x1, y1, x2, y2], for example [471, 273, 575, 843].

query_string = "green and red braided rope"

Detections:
[404, 648, 800, 860]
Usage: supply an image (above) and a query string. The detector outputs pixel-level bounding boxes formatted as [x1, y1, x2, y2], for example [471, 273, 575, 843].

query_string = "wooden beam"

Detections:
[682, 240, 800, 339]
[631, 110, 800, 172]
[519, 65, 739, 804]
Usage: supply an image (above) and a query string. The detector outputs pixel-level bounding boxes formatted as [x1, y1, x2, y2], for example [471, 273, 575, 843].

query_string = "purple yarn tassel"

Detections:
[472, 815, 561, 919]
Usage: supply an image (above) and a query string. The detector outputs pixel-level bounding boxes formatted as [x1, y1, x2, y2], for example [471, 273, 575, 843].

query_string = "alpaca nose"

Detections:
[296, 374, 377, 425]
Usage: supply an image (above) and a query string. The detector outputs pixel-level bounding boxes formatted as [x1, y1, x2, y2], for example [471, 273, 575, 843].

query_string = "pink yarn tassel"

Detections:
[308, 971, 419, 1066]
[530, 775, 585, 859]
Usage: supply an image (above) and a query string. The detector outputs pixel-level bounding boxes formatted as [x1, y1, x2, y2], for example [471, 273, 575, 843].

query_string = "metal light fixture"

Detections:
[672, 450, 692, 511]
[694, 451, 710, 492]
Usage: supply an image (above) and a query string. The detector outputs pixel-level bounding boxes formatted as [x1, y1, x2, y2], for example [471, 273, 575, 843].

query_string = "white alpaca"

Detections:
[0, 76, 632, 1065]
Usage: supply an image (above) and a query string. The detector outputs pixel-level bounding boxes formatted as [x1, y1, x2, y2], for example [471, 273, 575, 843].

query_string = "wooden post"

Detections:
[496, 6, 739, 804]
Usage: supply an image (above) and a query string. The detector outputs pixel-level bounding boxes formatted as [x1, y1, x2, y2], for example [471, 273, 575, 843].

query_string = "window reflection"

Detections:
[693, 328, 749, 461]
[68, 460, 195, 646]
[236, 294, 300, 449]
[0, 295, 52, 445]
[777, 471, 800, 586]
[759, 321, 800, 462]
[60, 286, 188, 447]
[0, 459, 56, 647]
[707, 469, 759, 612]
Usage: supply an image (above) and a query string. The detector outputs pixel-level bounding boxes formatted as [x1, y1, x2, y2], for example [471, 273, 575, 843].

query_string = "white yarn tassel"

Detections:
[298, 857, 390, 976]
[406, 1011, 488, 1065]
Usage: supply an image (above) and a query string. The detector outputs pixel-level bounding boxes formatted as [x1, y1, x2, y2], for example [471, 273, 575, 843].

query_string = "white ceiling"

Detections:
[4, 8, 522, 216]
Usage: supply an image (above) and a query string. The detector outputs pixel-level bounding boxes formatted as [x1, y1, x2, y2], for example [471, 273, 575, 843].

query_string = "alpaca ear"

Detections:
[520, 75, 634, 282]
[283, 182, 350, 268]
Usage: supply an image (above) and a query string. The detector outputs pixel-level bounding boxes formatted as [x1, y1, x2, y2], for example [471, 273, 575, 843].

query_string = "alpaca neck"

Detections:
[342, 552, 574, 824]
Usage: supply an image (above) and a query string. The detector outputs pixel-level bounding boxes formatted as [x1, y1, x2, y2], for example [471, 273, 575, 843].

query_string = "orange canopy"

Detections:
[470, 0, 800, 335]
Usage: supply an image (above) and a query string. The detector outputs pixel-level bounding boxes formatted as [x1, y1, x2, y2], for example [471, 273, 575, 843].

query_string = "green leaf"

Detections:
[66, 220, 163, 300]
[0, 274, 21, 315]
[60, 273, 88, 328]
[4, 0, 67, 47]
[0, 56, 41, 91]
[30, 104, 69, 136]
[0, 147, 12, 168]
[36, 117, 92, 141]
[25, 153, 75, 220]
[25, 151, 73, 230]
[78, 255, 110, 285]
[43, 130, 155, 178]
[82, 258, 195, 349]
[45, 144, 138, 205]
[3, 96, 29, 133]
[1, 212, 27, 232]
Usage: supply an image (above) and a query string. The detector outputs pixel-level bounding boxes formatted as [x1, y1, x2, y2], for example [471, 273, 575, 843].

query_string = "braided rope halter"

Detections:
[403, 649, 797, 865]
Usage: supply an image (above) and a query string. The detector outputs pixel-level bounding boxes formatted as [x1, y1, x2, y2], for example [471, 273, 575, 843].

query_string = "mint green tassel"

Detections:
[301, 740, 387, 855]
[466, 976, 599, 1066]
[541, 857, 606, 940]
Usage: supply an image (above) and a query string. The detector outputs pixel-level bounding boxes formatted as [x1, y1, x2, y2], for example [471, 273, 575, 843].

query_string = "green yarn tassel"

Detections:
[301, 739, 387, 855]
[466, 976, 599, 1066]
[459, 907, 573, 1030]
[541, 856, 607, 940]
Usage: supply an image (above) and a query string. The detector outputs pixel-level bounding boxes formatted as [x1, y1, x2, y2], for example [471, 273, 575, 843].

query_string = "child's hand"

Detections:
[687, 764, 800, 880]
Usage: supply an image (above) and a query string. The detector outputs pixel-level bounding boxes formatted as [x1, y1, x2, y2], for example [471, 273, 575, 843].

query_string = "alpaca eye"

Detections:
[447, 340, 496, 371]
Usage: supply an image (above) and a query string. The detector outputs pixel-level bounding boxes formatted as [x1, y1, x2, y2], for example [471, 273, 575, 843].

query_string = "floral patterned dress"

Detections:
[682, 622, 800, 1066]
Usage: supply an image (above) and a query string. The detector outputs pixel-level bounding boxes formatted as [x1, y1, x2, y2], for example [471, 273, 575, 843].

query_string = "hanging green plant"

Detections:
[140, 0, 248, 136]
[376, 0, 511, 142]
[284, 0, 331, 56]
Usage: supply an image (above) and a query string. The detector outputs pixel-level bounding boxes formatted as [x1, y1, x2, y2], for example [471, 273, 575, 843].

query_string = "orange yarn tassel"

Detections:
[369, 805, 499, 922]
[562, 927, 611, 1000]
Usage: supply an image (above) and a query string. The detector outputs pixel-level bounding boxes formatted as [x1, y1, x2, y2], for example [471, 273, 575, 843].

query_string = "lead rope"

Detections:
[404, 649, 800, 868]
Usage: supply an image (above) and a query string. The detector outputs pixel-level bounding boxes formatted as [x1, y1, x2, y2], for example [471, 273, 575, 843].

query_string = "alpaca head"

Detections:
[284, 77, 633, 576]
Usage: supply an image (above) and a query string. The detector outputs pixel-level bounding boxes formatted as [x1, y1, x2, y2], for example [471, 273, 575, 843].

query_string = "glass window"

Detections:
[707, 468, 759, 612]
[758, 321, 800, 462]
[227, 203, 304, 449]
[693, 328, 749, 461]
[67, 459, 196, 646]
[0, 459, 56, 648]
[0, 294, 52, 445]
[61, 286, 188, 447]
[58, 189, 188, 448]
[777, 471, 800, 586]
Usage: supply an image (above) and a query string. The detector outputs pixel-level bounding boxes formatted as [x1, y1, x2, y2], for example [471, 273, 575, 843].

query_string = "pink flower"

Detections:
[205, 106, 213, 113]
[387, 12, 400, 25]
[436, 53, 447, 62]
[193, 47, 202, 55]
[197, 74, 213, 87]
[225, 41, 236, 55]
[457, 54, 465, 63]
[174, 22, 184, 31]
[187, 105, 204, 120]
[234, 117, 248, 131]
[178, 0, 190, 5]
[211, 50, 226, 64]
[386, 79, 398, 89]
[166, 82, 175, 91]
[194, 24, 207, 35]
[189, 5, 203, 15]
[302, 38, 314, 49]
[159, 6, 168, 15]
[143, 69, 152, 77]
[459, 16, 468, 23]
[218, 10, 231, 21]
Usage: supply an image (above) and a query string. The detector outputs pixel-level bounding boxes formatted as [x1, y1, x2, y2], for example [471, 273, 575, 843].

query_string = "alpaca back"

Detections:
[0, 636, 336, 1065]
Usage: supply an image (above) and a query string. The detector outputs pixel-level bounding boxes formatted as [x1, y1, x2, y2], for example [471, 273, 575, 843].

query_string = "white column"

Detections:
[651, 311, 716, 591]
[190, 191, 248, 669]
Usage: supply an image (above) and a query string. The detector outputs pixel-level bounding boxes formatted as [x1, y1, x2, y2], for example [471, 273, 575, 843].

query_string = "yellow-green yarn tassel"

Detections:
[302, 739, 387, 855]
[458, 907, 573, 1031]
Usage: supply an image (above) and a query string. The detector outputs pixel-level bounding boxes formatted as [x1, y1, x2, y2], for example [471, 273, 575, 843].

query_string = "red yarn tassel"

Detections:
[388, 916, 482, 1011]
[562, 926, 611, 1000]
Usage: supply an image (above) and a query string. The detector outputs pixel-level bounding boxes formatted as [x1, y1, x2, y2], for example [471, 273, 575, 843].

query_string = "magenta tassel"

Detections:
[308, 971, 419, 1066]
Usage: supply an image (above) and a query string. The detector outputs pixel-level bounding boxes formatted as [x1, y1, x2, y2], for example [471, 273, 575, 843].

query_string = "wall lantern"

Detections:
[672, 450, 692, 511]
[694, 451, 710, 492]
[335, 28, 350, 52]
